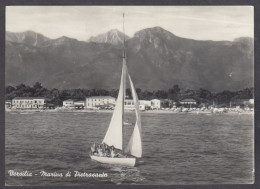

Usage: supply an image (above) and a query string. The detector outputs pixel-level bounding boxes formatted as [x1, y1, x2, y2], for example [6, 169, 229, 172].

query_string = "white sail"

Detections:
[125, 72, 142, 158]
[102, 61, 126, 150]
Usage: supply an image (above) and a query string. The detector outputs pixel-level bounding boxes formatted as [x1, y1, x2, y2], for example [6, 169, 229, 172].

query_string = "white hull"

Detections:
[90, 156, 136, 167]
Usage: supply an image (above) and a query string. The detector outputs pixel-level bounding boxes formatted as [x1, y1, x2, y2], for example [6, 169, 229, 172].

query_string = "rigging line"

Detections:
[123, 13, 126, 58]
[122, 13, 126, 152]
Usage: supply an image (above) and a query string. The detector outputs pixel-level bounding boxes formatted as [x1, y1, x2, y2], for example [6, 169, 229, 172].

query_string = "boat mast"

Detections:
[122, 13, 126, 152]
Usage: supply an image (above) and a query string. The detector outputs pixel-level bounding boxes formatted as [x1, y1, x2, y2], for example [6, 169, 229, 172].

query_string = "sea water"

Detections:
[5, 112, 254, 185]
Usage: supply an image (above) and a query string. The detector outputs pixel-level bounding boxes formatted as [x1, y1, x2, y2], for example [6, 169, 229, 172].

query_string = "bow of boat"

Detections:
[90, 156, 136, 167]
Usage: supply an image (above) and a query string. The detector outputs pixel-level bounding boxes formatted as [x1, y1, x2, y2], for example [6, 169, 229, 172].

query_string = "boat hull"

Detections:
[90, 156, 136, 167]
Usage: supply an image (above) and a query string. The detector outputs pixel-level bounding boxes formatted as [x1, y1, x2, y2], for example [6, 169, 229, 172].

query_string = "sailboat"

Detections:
[90, 14, 142, 167]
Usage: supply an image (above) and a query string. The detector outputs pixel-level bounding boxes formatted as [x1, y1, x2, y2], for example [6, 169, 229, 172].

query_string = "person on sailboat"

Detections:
[104, 143, 110, 156]
[97, 145, 104, 157]
[110, 146, 118, 158]
[104, 147, 110, 157]
[90, 143, 97, 155]
[100, 143, 105, 153]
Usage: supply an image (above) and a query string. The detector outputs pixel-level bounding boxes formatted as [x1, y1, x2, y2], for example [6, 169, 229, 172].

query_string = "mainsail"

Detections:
[102, 60, 126, 150]
[125, 71, 142, 158]
[102, 60, 142, 157]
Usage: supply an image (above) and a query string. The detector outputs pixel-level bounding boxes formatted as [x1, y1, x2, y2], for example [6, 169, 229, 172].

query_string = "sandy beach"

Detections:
[6, 109, 254, 115]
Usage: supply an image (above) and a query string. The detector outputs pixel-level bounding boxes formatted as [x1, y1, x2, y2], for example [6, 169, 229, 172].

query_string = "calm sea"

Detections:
[5, 111, 254, 185]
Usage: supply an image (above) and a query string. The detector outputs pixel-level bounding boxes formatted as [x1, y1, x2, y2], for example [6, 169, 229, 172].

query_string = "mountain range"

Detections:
[5, 27, 253, 92]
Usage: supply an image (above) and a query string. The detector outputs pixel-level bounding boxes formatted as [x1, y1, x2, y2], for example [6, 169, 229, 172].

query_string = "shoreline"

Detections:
[5, 109, 254, 115]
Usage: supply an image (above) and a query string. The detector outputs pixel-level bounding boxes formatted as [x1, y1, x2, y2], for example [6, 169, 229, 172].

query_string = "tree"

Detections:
[33, 82, 43, 90]
[140, 90, 154, 100]
[214, 90, 235, 106]
[198, 88, 212, 99]
[181, 89, 196, 100]
[168, 84, 181, 101]
[154, 90, 167, 99]
[5, 86, 16, 100]
[196, 88, 213, 104]
[136, 88, 142, 99]
[136, 88, 141, 94]
[5, 86, 15, 94]
[13, 84, 34, 97]
[126, 88, 132, 99]
[233, 88, 253, 99]
[16, 83, 26, 91]
[59, 90, 70, 101]
[109, 89, 119, 98]
[83, 89, 92, 97]
[173, 85, 180, 94]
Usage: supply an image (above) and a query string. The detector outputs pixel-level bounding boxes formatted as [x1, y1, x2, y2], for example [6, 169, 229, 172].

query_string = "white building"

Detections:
[151, 99, 161, 109]
[85, 96, 116, 109]
[74, 101, 85, 106]
[140, 100, 151, 107]
[74, 101, 85, 109]
[180, 99, 197, 105]
[12, 97, 45, 109]
[5, 100, 12, 110]
[63, 99, 74, 107]
[124, 99, 151, 111]
[180, 99, 197, 108]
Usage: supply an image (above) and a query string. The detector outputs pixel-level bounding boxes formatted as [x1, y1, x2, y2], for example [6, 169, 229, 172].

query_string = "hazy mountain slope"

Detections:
[125, 27, 253, 91]
[5, 28, 253, 92]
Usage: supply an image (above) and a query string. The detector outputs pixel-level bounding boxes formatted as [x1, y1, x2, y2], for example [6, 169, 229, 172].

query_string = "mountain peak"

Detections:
[134, 26, 176, 38]
[88, 29, 129, 45]
[58, 36, 77, 41]
[24, 30, 37, 34]
[6, 30, 50, 46]
[132, 26, 177, 49]
[108, 29, 120, 33]
[149, 26, 169, 32]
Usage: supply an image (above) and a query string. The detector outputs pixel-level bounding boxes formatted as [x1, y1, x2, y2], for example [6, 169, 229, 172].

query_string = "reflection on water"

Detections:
[5, 112, 254, 185]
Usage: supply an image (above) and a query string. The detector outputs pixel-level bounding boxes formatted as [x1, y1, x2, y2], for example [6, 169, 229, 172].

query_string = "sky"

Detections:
[6, 6, 254, 41]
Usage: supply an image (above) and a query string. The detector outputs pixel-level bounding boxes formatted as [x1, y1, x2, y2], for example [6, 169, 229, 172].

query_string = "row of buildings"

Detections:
[7, 96, 178, 110]
[6, 96, 254, 110]
[64, 96, 162, 110]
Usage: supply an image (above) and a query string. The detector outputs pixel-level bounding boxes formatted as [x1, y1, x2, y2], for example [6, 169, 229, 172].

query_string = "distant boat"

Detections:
[90, 14, 142, 167]
[124, 121, 133, 126]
